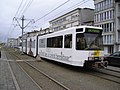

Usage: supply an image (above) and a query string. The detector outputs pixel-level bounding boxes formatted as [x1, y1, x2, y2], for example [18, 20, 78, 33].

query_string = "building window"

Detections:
[104, 35, 106, 44]
[109, 23, 112, 32]
[118, 18, 120, 25]
[109, 35, 111, 44]
[97, 14, 99, 21]
[110, 10, 114, 19]
[112, 22, 114, 31]
[104, 12, 106, 20]
[95, 0, 114, 12]
[106, 23, 109, 32]
[110, 0, 113, 7]
[94, 15, 96, 22]
[107, 11, 109, 19]
[101, 13, 103, 21]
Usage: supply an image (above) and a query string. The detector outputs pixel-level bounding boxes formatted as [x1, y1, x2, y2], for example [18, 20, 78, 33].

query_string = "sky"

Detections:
[0, 0, 94, 43]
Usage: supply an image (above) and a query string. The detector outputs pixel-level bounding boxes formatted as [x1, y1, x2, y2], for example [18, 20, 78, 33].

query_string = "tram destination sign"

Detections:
[85, 28, 102, 34]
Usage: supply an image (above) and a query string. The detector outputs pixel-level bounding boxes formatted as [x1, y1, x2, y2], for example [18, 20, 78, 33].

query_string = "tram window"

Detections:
[76, 33, 87, 50]
[76, 28, 83, 32]
[32, 40, 35, 48]
[47, 38, 52, 47]
[56, 36, 63, 48]
[47, 36, 63, 48]
[39, 39, 45, 48]
[23, 42, 25, 47]
[19, 42, 22, 46]
[64, 34, 72, 48]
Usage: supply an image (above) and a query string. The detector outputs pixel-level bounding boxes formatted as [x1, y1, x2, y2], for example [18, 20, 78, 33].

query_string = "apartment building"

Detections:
[115, 0, 120, 51]
[94, 0, 120, 54]
[49, 8, 94, 32]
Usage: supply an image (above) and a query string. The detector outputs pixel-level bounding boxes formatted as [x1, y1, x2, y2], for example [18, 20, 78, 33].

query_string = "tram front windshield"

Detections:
[76, 32, 103, 50]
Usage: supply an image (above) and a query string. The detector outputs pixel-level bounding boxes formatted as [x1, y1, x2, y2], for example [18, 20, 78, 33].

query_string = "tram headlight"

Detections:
[88, 57, 94, 61]
[100, 57, 104, 60]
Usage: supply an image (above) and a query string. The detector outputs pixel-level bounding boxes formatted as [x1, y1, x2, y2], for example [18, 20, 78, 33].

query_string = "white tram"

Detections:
[38, 26, 108, 68]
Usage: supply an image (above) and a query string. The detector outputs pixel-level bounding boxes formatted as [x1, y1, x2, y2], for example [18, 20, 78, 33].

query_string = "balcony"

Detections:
[103, 40, 114, 45]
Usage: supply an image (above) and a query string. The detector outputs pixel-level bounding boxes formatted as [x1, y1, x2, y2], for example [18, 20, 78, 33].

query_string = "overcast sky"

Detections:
[0, 0, 94, 42]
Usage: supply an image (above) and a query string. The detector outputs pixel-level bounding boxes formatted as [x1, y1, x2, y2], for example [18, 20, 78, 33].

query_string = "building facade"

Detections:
[94, 0, 120, 54]
[7, 38, 18, 48]
[49, 8, 94, 32]
[115, 0, 120, 51]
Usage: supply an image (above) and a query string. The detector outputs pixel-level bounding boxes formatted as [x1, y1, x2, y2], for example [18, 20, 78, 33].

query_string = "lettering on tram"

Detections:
[39, 51, 71, 61]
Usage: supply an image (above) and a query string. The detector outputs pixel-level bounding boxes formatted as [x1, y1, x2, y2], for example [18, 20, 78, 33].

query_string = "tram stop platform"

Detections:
[0, 51, 16, 90]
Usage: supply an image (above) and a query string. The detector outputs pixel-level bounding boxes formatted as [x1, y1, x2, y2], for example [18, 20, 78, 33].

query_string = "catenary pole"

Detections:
[21, 15, 24, 54]
[14, 15, 34, 54]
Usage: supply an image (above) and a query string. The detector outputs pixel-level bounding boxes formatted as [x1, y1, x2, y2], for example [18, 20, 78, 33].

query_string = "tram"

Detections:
[37, 26, 108, 68]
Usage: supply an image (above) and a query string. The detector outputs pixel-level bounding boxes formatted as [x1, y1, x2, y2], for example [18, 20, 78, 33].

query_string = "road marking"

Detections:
[1, 59, 36, 61]
[7, 60, 20, 90]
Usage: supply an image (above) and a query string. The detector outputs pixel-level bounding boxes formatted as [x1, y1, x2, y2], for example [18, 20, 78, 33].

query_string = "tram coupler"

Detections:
[92, 61, 108, 68]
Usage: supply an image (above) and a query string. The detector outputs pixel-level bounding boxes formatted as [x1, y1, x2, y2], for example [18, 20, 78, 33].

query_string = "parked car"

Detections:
[0, 46, 1, 58]
[0, 51, 1, 58]
[104, 51, 120, 67]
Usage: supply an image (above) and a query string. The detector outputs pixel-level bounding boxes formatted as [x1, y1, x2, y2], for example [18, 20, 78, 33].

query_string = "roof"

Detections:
[49, 8, 94, 22]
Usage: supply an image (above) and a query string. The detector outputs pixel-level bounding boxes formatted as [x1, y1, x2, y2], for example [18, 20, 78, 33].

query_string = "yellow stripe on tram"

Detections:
[94, 50, 100, 57]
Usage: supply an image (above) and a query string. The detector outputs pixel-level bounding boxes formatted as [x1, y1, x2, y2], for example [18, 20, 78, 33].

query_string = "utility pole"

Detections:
[14, 15, 34, 54]
[21, 15, 24, 54]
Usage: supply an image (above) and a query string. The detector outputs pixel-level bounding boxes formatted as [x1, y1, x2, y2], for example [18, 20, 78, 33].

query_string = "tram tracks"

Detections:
[5, 48, 70, 90]
[105, 67, 120, 73]
[97, 68, 120, 78]
[84, 67, 120, 84]
[3, 47, 120, 89]
[18, 61, 70, 90]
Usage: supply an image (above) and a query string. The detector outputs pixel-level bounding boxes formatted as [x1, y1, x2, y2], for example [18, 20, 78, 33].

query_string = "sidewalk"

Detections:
[0, 51, 16, 90]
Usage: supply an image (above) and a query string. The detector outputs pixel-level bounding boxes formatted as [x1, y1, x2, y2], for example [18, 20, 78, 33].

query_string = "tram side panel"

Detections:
[37, 30, 84, 66]
[37, 37, 87, 67]
[38, 36, 74, 66]
[73, 50, 105, 67]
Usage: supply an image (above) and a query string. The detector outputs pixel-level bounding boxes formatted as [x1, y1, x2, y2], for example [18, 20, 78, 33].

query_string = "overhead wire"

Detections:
[14, 0, 24, 17]
[23, 0, 71, 30]
[6, 0, 24, 41]
[17, 0, 33, 18]
[34, 0, 70, 23]
[34, 0, 90, 28]
[17, 0, 28, 18]
[6, 0, 92, 42]
[8, 0, 34, 39]
[48, 0, 90, 21]
[21, 0, 34, 16]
